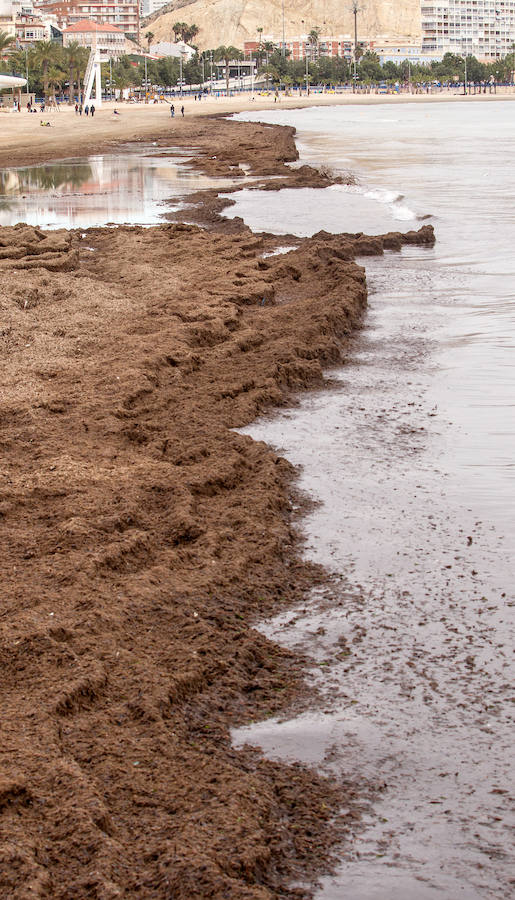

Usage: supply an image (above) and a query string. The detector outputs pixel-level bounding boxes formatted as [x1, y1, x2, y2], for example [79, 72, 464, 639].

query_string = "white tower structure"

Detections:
[82, 48, 102, 108]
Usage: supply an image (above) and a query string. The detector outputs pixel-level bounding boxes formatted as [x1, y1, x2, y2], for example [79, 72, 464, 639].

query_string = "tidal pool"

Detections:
[0, 145, 244, 229]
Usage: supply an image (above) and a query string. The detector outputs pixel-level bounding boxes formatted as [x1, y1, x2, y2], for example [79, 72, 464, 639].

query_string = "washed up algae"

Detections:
[0, 116, 434, 898]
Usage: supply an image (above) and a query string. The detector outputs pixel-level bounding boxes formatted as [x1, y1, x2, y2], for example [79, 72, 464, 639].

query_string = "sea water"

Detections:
[230, 101, 515, 899]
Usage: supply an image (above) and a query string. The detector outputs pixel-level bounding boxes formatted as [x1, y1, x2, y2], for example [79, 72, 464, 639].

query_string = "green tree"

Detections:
[308, 28, 320, 61]
[262, 40, 275, 65]
[383, 60, 400, 82]
[358, 51, 382, 82]
[464, 54, 486, 82]
[184, 53, 202, 85]
[183, 24, 199, 45]
[64, 41, 88, 104]
[268, 47, 289, 76]
[213, 45, 242, 95]
[171, 21, 196, 43]
[32, 40, 59, 98]
[145, 30, 154, 50]
[0, 29, 14, 55]
[47, 64, 65, 100]
[259, 64, 279, 89]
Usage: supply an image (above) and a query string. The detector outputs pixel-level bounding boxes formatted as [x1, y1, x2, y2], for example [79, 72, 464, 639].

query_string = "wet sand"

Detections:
[0, 114, 435, 898]
[1, 88, 514, 169]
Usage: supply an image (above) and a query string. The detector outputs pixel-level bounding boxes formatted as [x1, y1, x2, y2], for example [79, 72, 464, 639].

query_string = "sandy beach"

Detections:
[1, 87, 514, 168]
[0, 89, 484, 898]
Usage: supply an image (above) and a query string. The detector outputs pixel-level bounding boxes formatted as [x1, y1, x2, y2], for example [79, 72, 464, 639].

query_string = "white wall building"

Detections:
[149, 40, 195, 60]
[421, 0, 515, 59]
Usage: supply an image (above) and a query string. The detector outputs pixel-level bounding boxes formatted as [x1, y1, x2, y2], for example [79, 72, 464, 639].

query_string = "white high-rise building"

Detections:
[421, 0, 515, 59]
[140, 0, 169, 19]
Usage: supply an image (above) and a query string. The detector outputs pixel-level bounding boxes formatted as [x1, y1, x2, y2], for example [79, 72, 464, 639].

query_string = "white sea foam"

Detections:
[262, 245, 297, 257]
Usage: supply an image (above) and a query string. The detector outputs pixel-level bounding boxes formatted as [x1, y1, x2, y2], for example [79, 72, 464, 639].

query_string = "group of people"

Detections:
[169, 104, 185, 118]
[74, 103, 96, 117]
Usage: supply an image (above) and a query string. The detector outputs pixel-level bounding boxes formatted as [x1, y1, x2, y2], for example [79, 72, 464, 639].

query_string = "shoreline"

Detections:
[1, 88, 514, 169]
[0, 110, 436, 896]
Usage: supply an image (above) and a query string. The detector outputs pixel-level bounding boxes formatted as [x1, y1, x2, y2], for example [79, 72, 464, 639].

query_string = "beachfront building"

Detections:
[370, 37, 440, 65]
[421, 0, 515, 59]
[15, 12, 59, 46]
[148, 39, 195, 61]
[243, 35, 437, 64]
[34, 0, 140, 41]
[62, 19, 126, 57]
[244, 36, 355, 61]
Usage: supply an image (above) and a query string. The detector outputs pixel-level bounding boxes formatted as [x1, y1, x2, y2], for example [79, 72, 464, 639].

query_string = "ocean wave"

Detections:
[330, 182, 425, 222]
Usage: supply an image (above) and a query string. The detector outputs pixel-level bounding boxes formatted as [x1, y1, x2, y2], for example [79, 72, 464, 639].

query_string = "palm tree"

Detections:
[173, 21, 189, 42]
[145, 30, 154, 51]
[47, 65, 65, 101]
[213, 45, 242, 95]
[0, 30, 14, 55]
[262, 40, 275, 66]
[7, 47, 27, 78]
[183, 24, 198, 45]
[32, 40, 59, 99]
[308, 28, 320, 61]
[259, 64, 279, 90]
[64, 41, 85, 104]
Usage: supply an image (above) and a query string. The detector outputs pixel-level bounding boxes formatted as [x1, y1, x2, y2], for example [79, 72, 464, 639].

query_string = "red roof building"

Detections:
[62, 19, 128, 57]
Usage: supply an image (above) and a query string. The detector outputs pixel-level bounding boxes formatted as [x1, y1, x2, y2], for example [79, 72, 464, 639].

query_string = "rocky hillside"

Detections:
[145, 0, 421, 51]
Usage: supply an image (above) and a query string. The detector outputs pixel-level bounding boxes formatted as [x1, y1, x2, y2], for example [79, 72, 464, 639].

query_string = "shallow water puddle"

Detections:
[0, 146, 248, 229]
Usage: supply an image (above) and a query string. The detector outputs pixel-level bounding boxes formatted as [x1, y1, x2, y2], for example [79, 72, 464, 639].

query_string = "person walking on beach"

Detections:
[181, 105, 184, 116]
[170, 103, 174, 117]
[75, 102, 79, 115]
[84, 104, 89, 117]
[79, 104, 83, 116]
[90, 104, 95, 118]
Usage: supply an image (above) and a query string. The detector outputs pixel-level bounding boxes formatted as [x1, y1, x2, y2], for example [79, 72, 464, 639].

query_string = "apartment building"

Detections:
[139, 0, 168, 18]
[244, 36, 355, 61]
[34, 0, 139, 40]
[421, 0, 515, 58]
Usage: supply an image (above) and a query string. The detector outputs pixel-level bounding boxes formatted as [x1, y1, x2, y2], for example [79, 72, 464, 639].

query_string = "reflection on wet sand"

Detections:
[0, 149, 248, 229]
[0, 163, 94, 195]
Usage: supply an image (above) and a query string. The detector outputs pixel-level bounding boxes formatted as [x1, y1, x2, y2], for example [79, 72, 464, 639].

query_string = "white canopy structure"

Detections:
[0, 74, 27, 89]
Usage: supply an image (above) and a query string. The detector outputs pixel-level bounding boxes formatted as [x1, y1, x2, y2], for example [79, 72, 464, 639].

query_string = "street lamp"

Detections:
[350, 1, 363, 93]
[179, 49, 187, 97]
